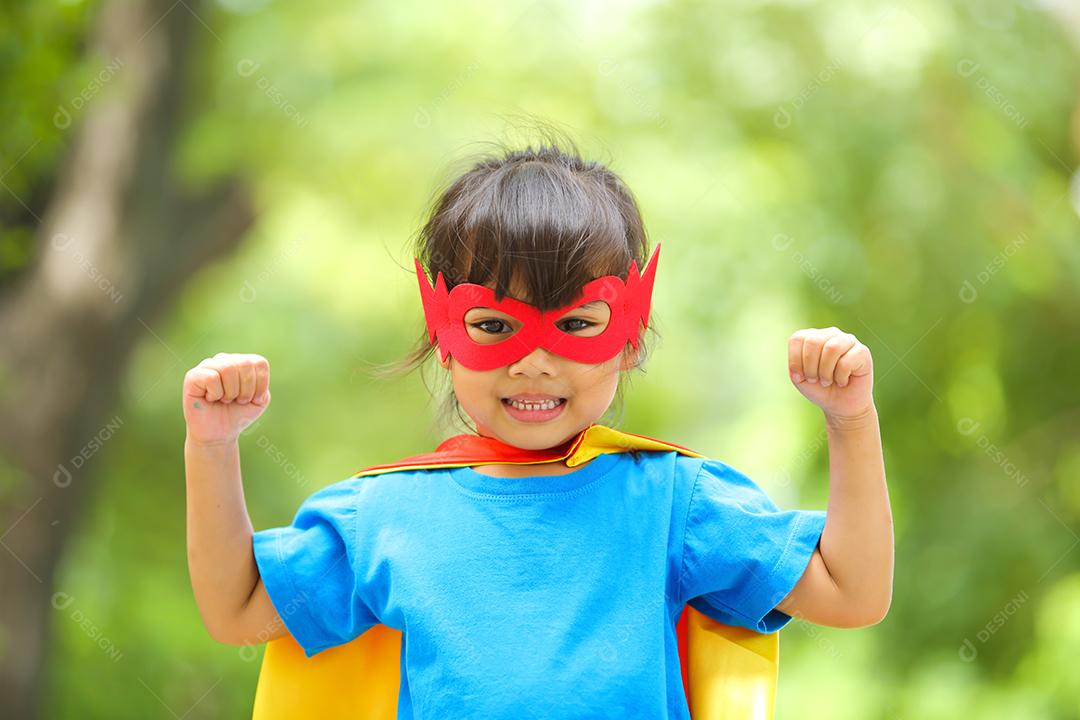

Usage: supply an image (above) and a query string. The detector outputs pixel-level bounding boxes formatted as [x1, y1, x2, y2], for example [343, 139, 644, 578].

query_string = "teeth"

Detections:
[508, 398, 562, 411]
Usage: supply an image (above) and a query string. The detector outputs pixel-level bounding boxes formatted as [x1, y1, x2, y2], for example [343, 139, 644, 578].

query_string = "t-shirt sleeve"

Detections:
[679, 458, 827, 634]
[252, 479, 380, 657]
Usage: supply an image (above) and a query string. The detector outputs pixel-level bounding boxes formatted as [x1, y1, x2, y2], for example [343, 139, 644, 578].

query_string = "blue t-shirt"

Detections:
[252, 449, 827, 719]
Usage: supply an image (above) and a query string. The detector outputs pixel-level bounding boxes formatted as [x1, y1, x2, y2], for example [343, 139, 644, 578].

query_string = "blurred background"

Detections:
[2, 0, 1079, 717]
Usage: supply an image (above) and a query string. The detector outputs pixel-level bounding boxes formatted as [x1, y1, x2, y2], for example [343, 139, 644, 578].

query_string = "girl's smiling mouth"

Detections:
[501, 396, 567, 422]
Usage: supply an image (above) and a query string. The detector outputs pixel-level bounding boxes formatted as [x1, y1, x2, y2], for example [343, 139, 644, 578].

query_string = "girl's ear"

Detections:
[619, 331, 646, 371]
[436, 344, 451, 370]
[619, 345, 641, 372]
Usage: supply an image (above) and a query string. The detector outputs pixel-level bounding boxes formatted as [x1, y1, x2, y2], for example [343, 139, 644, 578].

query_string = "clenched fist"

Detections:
[788, 327, 875, 422]
[183, 353, 271, 445]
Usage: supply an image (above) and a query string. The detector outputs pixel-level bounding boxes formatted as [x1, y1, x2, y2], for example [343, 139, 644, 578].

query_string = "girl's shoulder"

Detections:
[298, 461, 444, 505]
[620, 446, 715, 488]
[658, 450, 766, 497]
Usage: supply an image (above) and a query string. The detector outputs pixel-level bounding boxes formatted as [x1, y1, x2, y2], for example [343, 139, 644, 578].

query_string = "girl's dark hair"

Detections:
[364, 126, 661, 436]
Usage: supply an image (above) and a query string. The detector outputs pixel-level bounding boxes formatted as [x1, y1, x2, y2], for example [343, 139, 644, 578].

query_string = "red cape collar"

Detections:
[351, 423, 705, 478]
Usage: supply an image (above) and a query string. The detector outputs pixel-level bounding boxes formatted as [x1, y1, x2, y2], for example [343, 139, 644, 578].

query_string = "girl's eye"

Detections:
[559, 318, 593, 332]
[471, 319, 513, 335]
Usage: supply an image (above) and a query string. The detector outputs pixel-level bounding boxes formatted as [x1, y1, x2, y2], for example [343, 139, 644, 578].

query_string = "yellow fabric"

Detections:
[251, 426, 779, 719]
[253, 627, 400, 719]
[687, 609, 778, 720]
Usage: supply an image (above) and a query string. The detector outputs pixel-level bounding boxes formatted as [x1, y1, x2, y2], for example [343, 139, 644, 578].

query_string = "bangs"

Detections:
[417, 146, 648, 312]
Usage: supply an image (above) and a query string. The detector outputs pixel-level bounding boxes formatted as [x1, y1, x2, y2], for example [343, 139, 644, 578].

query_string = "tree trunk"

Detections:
[0, 1, 253, 717]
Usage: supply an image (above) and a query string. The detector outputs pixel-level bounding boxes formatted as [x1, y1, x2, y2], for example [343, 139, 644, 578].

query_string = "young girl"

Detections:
[184, 141, 893, 718]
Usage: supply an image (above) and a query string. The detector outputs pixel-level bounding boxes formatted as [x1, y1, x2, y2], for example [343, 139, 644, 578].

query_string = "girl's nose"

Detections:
[507, 346, 559, 376]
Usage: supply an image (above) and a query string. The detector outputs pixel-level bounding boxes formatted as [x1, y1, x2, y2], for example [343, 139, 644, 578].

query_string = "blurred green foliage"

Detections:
[0, 0, 100, 279]
[15, 0, 1079, 718]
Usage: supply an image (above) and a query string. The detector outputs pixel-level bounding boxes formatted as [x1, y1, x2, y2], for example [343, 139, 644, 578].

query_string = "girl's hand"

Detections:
[183, 353, 271, 445]
[787, 327, 874, 422]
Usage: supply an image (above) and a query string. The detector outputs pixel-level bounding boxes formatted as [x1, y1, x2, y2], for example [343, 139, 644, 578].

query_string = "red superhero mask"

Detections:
[414, 243, 661, 371]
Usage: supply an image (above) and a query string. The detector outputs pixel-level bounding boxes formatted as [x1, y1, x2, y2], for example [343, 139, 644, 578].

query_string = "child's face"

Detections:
[438, 277, 639, 450]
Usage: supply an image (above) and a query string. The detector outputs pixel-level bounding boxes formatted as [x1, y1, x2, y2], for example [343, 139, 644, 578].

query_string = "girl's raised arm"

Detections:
[773, 328, 894, 627]
[183, 353, 287, 646]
